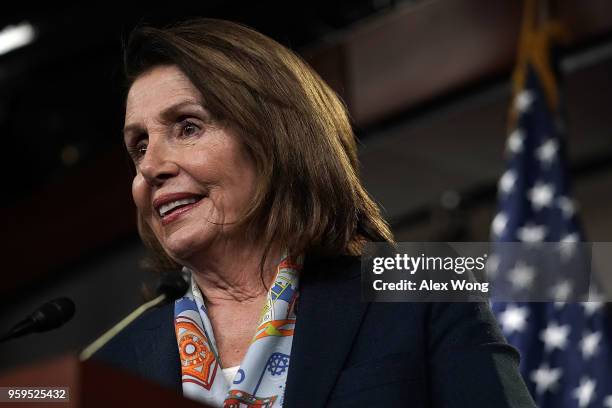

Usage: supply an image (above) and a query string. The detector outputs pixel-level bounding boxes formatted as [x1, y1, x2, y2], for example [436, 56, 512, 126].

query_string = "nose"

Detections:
[138, 139, 179, 186]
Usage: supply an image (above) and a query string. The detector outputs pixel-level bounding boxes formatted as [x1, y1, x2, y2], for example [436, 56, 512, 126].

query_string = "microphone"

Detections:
[156, 270, 189, 301]
[79, 270, 188, 361]
[1, 297, 76, 343]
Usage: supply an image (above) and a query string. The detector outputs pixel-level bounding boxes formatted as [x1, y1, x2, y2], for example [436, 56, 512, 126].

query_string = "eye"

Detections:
[179, 120, 201, 137]
[127, 139, 148, 161]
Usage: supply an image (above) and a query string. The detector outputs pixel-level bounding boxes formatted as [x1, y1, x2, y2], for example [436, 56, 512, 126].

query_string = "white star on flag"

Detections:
[492, 212, 508, 237]
[514, 90, 535, 112]
[604, 395, 612, 408]
[581, 291, 604, 316]
[581, 301, 604, 316]
[557, 196, 577, 218]
[517, 223, 547, 243]
[558, 233, 579, 261]
[499, 304, 529, 335]
[579, 331, 602, 360]
[550, 279, 573, 303]
[573, 377, 596, 408]
[528, 181, 555, 210]
[530, 363, 562, 394]
[536, 138, 559, 167]
[508, 261, 535, 291]
[581, 302, 603, 316]
[540, 321, 571, 352]
[507, 128, 525, 154]
[553, 279, 578, 308]
[498, 169, 517, 195]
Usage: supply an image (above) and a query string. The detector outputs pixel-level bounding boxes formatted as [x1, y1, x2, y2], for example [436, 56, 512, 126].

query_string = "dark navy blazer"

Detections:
[92, 255, 536, 407]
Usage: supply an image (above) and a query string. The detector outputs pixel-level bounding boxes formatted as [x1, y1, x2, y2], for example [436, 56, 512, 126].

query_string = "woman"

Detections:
[93, 18, 535, 407]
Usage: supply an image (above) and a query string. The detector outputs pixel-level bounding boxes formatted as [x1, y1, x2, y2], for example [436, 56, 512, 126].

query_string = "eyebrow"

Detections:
[122, 100, 206, 141]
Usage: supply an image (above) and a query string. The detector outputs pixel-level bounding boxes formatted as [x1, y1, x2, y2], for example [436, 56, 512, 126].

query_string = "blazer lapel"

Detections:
[284, 255, 369, 407]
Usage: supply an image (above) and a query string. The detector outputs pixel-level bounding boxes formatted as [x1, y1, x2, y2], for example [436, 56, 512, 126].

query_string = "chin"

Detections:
[158, 226, 216, 265]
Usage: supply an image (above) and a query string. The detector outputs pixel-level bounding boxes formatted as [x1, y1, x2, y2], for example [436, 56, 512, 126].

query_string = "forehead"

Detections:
[125, 65, 202, 121]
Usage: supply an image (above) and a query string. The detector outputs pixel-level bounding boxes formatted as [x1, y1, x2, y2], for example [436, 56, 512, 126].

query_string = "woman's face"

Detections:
[124, 65, 257, 263]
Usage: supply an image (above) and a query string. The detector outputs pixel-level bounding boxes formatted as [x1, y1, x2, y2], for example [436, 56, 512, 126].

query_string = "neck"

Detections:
[184, 240, 283, 306]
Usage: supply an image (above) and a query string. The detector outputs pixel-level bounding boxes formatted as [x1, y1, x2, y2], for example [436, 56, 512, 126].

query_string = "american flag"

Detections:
[490, 39, 612, 406]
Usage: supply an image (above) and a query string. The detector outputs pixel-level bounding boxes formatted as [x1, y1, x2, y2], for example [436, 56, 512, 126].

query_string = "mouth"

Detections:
[153, 193, 206, 225]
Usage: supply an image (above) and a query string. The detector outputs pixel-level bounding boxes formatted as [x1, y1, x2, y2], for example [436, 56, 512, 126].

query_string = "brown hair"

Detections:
[123, 18, 394, 275]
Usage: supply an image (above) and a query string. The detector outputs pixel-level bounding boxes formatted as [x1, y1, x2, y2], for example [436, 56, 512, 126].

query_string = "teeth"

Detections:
[158, 198, 198, 217]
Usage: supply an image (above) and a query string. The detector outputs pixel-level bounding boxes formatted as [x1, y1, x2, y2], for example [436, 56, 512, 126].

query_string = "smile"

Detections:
[153, 193, 206, 225]
[158, 197, 199, 217]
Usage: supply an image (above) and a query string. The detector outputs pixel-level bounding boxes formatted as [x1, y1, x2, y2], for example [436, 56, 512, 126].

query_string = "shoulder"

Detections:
[304, 252, 519, 364]
[89, 301, 180, 390]
[301, 253, 361, 282]
[93, 301, 173, 353]
[297, 253, 533, 405]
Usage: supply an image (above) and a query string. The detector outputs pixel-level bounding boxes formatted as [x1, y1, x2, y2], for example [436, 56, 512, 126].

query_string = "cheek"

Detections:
[226, 163, 257, 214]
[236, 168, 257, 198]
[131, 174, 150, 213]
[229, 150, 257, 205]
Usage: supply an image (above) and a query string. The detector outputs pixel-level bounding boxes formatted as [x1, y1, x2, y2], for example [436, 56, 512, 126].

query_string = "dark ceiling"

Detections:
[0, 0, 401, 206]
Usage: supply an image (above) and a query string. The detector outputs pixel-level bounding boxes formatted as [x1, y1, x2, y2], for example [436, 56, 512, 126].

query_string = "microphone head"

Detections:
[30, 297, 75, 332]
[156, 271, 188, 300]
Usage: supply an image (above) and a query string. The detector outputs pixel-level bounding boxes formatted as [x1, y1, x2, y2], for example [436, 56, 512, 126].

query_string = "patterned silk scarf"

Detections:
[174, 253, 301, 408]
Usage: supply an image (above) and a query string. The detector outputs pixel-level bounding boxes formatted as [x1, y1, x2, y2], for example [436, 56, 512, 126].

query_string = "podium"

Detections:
[0, 354, 210, 407]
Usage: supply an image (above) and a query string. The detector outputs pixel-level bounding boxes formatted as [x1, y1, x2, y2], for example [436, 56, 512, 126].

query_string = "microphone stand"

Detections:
[79, 293, 167, 361]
